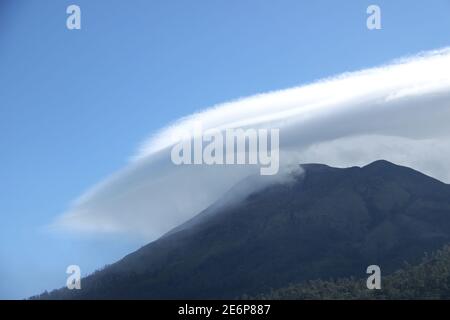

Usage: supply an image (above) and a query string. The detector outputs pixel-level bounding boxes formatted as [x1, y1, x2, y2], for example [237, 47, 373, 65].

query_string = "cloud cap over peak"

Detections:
[54, 47, 450, 240]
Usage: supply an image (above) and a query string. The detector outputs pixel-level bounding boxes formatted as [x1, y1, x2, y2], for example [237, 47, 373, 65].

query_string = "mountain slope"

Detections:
[37, 160, 450, 299]
[255, 245, 450, 300]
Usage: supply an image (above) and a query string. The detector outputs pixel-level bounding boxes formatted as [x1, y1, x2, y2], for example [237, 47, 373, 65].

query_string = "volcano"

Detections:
[37, 160, 450, 299]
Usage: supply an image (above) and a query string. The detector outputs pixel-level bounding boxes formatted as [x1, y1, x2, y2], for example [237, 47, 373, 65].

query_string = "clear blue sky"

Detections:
[1, 0, 449, 299]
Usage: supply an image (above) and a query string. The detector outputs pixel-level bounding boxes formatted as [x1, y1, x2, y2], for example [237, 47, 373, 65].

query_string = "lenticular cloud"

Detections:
[55, 48, 450, 240]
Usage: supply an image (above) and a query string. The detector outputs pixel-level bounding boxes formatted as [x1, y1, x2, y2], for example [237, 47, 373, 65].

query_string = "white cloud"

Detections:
[54, 47, 450, 240]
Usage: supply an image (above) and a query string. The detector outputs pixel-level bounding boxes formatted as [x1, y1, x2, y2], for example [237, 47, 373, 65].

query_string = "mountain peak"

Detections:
[364, 159, 398, 169]
[301, 160, 399, 173]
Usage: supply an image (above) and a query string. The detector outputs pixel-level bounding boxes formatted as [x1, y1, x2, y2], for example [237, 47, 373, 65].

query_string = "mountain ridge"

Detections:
[35, 160, 450, 299]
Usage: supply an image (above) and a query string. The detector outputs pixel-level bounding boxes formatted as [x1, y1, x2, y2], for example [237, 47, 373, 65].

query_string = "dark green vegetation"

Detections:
[254, 245, 450, 299]
[34, 160, 450, 299]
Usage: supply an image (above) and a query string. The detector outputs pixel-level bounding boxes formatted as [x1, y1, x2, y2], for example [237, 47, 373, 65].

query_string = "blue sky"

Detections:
[1, 0, 450, 299]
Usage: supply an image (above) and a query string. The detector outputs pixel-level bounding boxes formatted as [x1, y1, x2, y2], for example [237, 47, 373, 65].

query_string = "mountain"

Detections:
[36, 160, 450, 299]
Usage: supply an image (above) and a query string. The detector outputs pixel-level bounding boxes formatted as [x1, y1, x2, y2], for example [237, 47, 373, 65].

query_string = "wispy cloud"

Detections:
[54, 47, 450, 240]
